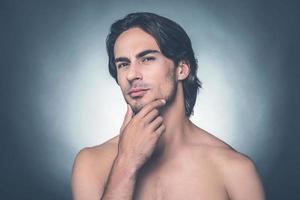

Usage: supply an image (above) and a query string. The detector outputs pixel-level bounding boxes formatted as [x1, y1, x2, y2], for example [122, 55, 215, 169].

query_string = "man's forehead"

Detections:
[114, 27, 161, 58]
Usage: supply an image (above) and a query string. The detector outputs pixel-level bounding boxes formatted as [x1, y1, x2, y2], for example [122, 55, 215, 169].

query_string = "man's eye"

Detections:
[117, 63, 128, 69]
[142, 57, 155, 63]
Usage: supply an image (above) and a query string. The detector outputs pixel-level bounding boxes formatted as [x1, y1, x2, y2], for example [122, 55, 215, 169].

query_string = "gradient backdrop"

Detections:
[2, 0, 300, 199]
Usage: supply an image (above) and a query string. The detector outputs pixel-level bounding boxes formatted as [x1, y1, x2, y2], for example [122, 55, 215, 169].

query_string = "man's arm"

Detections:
[72, 99, 166, 200]
[223, 154, 265, 200]
[99, 154, 139, 199]
[100, 99, 166, 199]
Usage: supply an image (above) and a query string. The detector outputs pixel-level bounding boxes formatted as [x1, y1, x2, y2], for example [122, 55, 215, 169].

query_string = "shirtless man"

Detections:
[71, 12, 265, 200]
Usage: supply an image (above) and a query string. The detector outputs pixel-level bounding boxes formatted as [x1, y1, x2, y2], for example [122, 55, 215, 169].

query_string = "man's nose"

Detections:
[126, 62, 142, 82]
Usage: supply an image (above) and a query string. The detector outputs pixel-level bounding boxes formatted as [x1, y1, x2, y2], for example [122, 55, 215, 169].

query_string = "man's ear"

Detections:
[177, 60, 190, 81]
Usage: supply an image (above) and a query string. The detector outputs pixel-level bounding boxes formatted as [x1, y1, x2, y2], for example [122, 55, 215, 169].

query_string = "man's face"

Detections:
[114, 28, 178, 114]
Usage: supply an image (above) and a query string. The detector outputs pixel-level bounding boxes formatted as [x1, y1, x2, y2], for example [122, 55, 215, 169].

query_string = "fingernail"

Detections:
[161, 99, 166, 104]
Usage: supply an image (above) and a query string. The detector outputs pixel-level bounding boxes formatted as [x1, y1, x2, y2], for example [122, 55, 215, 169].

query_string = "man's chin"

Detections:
[128, 96, 166, 114]
[132, 107, 142, 115]
[131, 101, 151, 114]
[131, 102, 165, 115]
[127, 100, 144, 114]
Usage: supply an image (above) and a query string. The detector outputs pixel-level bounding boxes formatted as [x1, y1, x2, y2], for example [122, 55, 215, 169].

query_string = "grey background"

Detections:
[2, 0, 299, 199]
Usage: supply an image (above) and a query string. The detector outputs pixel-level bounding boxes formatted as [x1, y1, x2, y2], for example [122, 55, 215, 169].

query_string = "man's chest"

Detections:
[133, 163, 229, 200]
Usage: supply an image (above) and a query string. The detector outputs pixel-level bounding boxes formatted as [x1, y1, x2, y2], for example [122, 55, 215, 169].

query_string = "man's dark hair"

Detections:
[106, 12, 202, 117]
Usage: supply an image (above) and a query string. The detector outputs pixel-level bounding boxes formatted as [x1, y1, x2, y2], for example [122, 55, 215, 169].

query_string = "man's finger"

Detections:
[154, 124, 166, 136]
[137, 99, 166, 118]
[143, 109, 160, 124]
[148, 116, 163, 131]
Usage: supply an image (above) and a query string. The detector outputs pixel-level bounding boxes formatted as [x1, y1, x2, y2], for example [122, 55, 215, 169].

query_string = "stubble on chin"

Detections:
[128, 89, 177, 116]
[129, 99, 158, 115]
[131, 104, 143, 115]
[130, 98, 167, 115]
[125, 98, 145, 115]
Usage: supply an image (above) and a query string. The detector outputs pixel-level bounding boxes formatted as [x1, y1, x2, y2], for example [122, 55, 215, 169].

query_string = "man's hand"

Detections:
[117, 99, 166, 171]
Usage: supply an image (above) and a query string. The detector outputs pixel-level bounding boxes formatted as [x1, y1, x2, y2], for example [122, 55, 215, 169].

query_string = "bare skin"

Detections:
[72, 28, 265, 200]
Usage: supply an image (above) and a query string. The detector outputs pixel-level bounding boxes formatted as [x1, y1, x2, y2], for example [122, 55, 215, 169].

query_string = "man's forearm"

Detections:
[100, 156, 138, 200]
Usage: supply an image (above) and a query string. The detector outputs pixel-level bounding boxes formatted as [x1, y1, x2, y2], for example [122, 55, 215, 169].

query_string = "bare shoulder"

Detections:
[192, 128, 265, 200]
[75, 135, 119, 161]
[215, 147, 265, 200]
[71, 135, 120, 200]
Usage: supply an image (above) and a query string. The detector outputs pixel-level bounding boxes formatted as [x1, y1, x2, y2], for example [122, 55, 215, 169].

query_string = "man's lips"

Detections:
[128, 88, 149, 97]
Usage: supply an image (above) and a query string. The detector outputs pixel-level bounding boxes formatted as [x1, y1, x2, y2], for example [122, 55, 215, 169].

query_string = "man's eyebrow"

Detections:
[114, 57, 130, 64]
[136, 49, 160, 58]
[114, 49, 160, 64]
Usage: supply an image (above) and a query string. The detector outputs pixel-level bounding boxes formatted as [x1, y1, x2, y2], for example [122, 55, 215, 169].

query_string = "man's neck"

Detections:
[154, 84, 193, 158]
